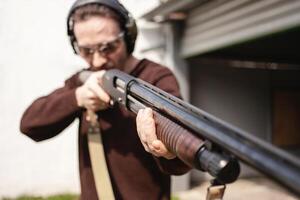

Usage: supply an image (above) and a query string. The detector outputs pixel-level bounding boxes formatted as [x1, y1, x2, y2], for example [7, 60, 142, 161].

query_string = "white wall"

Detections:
[0, 0, 160, 198]
[190, 66, 271, 139]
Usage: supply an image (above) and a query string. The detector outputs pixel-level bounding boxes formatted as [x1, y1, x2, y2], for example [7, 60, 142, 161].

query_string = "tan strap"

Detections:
[206, 183, 226, 200]
[87, 110, 115, 200]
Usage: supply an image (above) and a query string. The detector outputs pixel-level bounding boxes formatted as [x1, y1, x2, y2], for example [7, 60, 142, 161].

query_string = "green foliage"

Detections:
[171, 196, 180, 200]
[1, 194, 78, 200]
[44, 194, 78, 200]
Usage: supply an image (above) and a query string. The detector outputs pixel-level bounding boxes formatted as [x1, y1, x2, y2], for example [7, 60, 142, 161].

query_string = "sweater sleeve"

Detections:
[141, 64, 191, 175]
[20, 73, 83, 142]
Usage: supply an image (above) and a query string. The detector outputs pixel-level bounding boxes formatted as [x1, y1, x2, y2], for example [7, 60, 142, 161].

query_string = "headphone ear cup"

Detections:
[125, 14, 138, 53]
[70, 35, 78, 54]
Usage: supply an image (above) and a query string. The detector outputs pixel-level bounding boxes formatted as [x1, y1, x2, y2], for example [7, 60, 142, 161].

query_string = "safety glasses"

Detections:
[75, 32, 124, 57]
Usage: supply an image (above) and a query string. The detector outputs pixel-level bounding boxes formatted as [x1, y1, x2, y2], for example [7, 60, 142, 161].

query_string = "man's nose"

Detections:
[92, 51, 108, 68]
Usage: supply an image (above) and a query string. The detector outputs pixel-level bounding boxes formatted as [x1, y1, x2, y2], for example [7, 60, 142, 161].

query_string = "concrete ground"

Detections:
[175, 177, 299, 200]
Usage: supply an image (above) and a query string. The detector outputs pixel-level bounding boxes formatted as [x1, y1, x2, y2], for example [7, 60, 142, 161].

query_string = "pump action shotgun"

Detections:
[80, 69, 300, 195]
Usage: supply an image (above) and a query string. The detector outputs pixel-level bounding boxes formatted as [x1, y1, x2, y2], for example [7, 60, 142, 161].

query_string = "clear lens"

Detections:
[75, 32, 124, 57]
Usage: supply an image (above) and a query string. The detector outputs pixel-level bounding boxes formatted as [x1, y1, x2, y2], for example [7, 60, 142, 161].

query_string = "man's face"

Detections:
[73, 16, 128, 71]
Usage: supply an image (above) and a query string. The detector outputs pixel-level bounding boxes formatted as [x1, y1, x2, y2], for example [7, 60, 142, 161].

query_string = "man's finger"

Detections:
[94, 70, 106, 85]
[89, 80, 110, 103]
[151, 140, 176, 159]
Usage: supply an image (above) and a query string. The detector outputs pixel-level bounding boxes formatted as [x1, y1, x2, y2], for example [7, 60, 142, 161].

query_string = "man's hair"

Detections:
[71, 3, 124, 30]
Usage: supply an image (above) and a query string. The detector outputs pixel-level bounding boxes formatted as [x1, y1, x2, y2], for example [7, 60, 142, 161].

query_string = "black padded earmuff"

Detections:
[67, 0, 137, 54]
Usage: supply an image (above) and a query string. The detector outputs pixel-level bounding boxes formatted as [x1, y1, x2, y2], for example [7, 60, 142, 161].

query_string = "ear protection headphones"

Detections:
[67, 0, 137, 54]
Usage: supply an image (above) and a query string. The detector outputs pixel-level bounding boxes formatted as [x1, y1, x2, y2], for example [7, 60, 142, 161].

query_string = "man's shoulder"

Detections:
[139, 59, 167, 70]
[135, 59, 174, 80]
[135, 59, 180, 97]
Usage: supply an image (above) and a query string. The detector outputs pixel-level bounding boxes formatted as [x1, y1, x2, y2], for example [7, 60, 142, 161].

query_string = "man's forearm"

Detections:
[20, 87, 80, 141]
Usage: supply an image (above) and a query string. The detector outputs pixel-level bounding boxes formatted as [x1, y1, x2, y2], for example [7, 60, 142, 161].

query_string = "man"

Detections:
[20, 0, 190, 199]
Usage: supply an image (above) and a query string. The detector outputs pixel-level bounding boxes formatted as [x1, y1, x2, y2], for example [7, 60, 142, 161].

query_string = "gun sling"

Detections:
[87, 110, 115, 200]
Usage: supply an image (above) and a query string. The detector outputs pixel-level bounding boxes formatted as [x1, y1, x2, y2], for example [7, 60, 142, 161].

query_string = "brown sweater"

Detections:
[20, 59, 190, 200]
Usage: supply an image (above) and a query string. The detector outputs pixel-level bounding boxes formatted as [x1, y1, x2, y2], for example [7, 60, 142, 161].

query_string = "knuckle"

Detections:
[141, 136, 147, 144]
[144, 147, 150, 153]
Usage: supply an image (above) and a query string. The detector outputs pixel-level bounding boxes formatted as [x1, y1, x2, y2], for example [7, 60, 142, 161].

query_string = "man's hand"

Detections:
[75, 70, 110, 112]
[136, 107, 176, 159]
